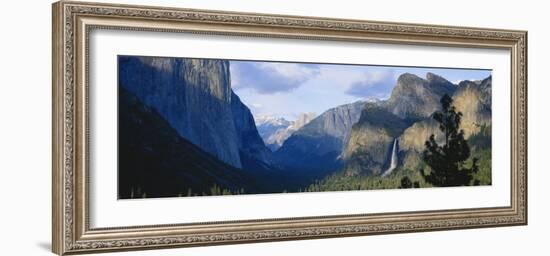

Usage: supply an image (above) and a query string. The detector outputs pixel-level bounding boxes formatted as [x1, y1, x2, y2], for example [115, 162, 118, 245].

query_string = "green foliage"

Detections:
[468, 124, 492, 150]
[305, 168, 431, 192]
[399, 177, 413, 188]
[469, 148, 492, 185]
[172, 184, 246, 197]
[421, 94, 479, 186]
[398, 176, 420, 189]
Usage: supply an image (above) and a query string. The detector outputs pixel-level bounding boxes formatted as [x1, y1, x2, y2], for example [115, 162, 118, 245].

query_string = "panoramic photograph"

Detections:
[117, 55, 492, 199]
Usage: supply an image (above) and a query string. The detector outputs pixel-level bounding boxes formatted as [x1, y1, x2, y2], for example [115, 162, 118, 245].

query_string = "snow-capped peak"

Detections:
[254, 113, 317, 151]
[254, 115, 291, 127]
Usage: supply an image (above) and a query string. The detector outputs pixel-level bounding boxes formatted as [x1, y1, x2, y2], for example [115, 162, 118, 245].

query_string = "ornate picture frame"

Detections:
[52, 1, 527, 255]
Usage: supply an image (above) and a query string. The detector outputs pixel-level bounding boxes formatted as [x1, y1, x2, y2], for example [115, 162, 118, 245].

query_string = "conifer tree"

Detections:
[399, 177, 413, 189]
[421, 94, 479, 186]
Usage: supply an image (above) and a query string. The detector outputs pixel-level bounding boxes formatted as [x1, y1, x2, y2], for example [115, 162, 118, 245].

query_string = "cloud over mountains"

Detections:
[344, 70, 395, 99]
[231, 61, 320, 94]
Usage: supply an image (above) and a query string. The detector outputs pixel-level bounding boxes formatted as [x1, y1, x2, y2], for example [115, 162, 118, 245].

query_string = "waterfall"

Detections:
[382, 139, 398, 177]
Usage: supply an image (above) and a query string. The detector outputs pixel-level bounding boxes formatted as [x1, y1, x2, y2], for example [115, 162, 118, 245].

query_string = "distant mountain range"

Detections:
[274, 101, 366, 178]
[118, 56, 491, 197]
[255, 113, 316, 151]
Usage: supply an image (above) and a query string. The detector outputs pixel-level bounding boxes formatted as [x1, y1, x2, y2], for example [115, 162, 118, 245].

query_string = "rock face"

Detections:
[398, 119, 443, 169]
[118, 56, 272, 170]
[453, 76, 492, 137]
[118, 87, 255, 198]
[256, 113, 316, 151]
[386, 72, 456, 119]
[230, 92, 275, 168]
[274, 101, 365, 174]
[343, 73, 491, 175]
[119, 55, 492, 193]
[397, 76, 492, 170]
[342, 103, 410, 175]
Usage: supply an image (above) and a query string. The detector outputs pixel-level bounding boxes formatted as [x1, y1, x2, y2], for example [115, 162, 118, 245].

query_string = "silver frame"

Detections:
[52, 1, 527, 255]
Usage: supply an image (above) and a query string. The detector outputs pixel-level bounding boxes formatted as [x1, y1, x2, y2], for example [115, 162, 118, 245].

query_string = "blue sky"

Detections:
[230, 60, 491, 121]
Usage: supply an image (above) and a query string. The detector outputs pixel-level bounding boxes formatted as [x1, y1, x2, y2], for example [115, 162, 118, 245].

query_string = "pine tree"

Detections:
[399, 177, 413, 189]
[421, 94, 479, 186]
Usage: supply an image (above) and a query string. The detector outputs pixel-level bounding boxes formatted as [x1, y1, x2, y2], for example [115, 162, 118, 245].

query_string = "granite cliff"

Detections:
[274, 101, 365, 175]
[118, 56, 273, 171]
[343, 73, 491, 175]
[118, 87, 256, 198]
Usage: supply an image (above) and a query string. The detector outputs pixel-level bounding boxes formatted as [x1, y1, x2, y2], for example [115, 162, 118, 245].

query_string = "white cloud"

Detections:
[230, 61, 320, 94]
[344, 70, 396, 98]
[257, 62, 318, 82]
[249, 103, 263, 109]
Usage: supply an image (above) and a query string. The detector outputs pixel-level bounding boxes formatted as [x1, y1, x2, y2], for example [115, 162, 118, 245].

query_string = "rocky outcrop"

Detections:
[386, 72, 456, 119]
[342, 103, 410, 175]
[118, 87, 256, 198]
[397, 119, 443, 169]
[274, 101, 365, 173]
[118, 56, 272, 170]
[231, 92, 274, 167]
[397, 76, 492, 169]
[453, 76, 492, 137]
[343, 72, 491, 176]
